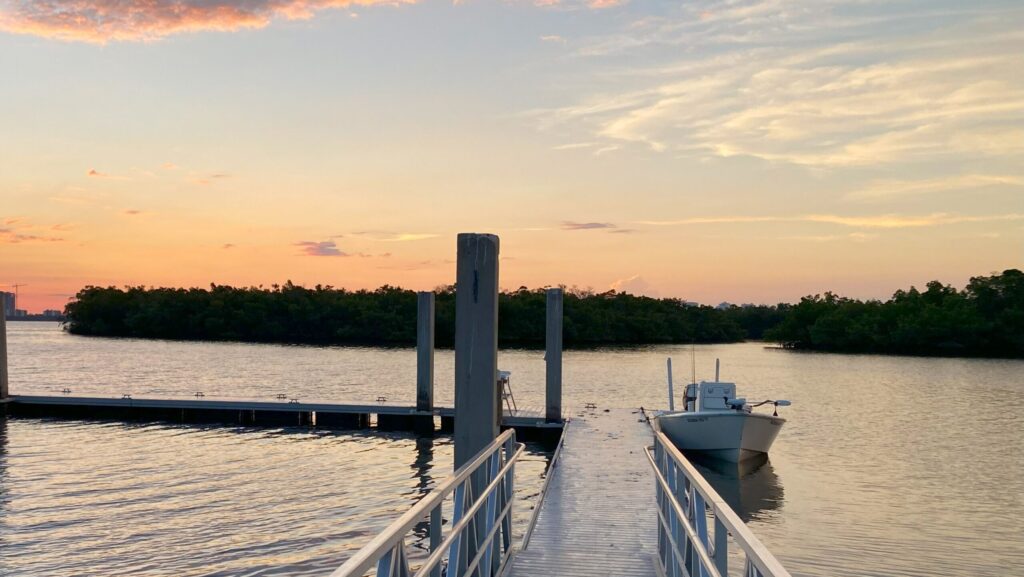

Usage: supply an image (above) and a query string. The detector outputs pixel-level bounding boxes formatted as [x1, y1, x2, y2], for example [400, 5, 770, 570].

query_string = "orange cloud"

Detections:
[0, 0, 417, 43]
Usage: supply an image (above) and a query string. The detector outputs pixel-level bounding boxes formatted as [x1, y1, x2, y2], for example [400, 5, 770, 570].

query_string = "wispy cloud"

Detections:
[0, 229, 64, 243]
[351, 231, 439, 242]
[783, 232, 879, 242]
[561, 221, 616, 230]
[541, 35, 567, 43]
[552, 142, 596, 150]
[533, 3, 1024, 168]
[0, 0, 418, 43]
[192, 173, 230, 185]
[0, 220, 65, 244]
[295, 240, 347, 256]
[587, 0, 625, 8]
[846, 174, 1024, 201]
[122, 209, 144, 216]
[610, 274, 656, 296]
[0, 0, 616, 43]
[637, 213, 1024, 229]
[86, 168, 129, 180]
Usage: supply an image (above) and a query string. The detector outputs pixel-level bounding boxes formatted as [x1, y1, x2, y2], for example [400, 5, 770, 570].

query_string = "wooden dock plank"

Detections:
[505, 407, 658, 577]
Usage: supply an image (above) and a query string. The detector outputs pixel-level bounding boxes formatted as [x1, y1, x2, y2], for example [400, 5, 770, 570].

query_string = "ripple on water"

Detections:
[0, 418, 549, 577]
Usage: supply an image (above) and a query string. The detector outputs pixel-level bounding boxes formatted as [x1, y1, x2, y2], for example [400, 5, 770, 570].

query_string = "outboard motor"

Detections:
[684, 383, 698, 412]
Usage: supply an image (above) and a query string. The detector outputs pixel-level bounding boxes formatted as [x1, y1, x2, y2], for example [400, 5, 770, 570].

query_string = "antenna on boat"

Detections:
[666, 358, 675, 411]
[690, 341, 696, 385]
[715, 358, 720, 382]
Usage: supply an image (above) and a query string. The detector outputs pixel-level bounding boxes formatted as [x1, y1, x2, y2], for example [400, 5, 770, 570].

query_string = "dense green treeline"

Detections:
[62, 283, 754, 346]
[62, 269, 1023, 357]
[766, 269, 1023, 357]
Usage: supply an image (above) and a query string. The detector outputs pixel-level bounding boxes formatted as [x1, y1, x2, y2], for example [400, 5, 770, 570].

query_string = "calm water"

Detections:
[3, 321, 1024, 576]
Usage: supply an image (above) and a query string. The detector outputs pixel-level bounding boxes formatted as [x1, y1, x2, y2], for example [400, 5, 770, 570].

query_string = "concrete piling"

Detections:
[414, 292, 436, 434]
[416, 291, 435, 412]
[545, 288, 563, 423]
[0, 311, 8, 401]
[453, 233, 501, 469]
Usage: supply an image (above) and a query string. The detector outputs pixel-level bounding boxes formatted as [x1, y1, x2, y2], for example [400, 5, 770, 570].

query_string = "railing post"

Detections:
[429, 506, 442, 577]
[692, 491, 709, 577]
[671, 462, 686, 577]
[713, 516, 728, 575]
[545, 288, 563, 422]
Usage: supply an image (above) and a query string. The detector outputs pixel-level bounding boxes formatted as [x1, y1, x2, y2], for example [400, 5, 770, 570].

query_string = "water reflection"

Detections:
[689, 454, 784, 522]
[412, 437, 437, 495]
[0, 414, 7, 518]
[409, 436, 439, 556]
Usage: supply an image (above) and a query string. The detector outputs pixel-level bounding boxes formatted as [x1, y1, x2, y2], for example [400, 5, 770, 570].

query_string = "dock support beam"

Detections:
[453, 233, 501, 469]
[545, 288, 563, 422]
[415, 291, 435, 434]
[0, 310, 8, 402]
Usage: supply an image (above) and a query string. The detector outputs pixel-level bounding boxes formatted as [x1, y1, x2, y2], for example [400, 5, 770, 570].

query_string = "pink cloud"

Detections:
[0, 0, 418, 43]
[295, 240, 348, 256]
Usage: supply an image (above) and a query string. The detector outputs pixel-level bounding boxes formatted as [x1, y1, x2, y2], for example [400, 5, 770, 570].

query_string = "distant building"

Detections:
[14, 309, 28, 317]
[1, 291, 14, 317]
[716, 302, 733, 310]
[43, 309, 63, 318]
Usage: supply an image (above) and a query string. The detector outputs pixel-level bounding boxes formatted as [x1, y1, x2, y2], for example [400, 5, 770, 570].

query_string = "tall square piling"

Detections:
[0, 311, 8, 402]
[545, 287, 563, 423]
[414, 291, 436, 434]
[453, 233, 501, 469]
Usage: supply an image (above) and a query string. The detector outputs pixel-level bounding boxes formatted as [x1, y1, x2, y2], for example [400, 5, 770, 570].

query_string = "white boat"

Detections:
[655, 359, 790, 463]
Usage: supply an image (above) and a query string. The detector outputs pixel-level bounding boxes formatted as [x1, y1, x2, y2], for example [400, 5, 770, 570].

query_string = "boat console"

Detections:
[684, 381, 747, 412]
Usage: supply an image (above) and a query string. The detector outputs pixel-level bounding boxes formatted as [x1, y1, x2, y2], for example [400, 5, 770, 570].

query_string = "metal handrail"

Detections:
[330, 428, 524, 577]
[519, 420, 567, 548]
[648, 430, 792, 577]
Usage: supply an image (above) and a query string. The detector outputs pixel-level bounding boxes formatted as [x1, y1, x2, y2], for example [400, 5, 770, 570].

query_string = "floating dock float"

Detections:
[5, 393, 564, 441]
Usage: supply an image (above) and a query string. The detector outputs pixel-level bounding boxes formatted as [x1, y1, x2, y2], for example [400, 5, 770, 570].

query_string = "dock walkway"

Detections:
[506, 407, 658, 577]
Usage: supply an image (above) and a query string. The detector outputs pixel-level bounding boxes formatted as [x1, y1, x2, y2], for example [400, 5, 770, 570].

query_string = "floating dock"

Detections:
[5, 394, 564, 441]
[506, 407, 658, 577]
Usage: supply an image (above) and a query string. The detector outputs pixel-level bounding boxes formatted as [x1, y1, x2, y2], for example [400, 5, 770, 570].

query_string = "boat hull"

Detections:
[656, 411, 785, 463]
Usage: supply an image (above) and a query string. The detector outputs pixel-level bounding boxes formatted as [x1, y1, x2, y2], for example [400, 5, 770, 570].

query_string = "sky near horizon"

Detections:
[1, 0, 1022, 312]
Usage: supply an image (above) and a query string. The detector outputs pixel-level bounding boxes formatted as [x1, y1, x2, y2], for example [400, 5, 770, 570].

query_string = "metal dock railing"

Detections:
[648, 429, 792, 577]
[330, 429, 524, 577]
[330, 406, 792, 577]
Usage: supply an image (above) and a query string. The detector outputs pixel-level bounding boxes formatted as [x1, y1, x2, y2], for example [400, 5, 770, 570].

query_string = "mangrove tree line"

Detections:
[61, 269, 1023, 357]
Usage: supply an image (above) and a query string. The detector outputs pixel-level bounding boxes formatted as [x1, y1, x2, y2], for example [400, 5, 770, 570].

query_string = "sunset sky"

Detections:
[1, 0, 1022, 312]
